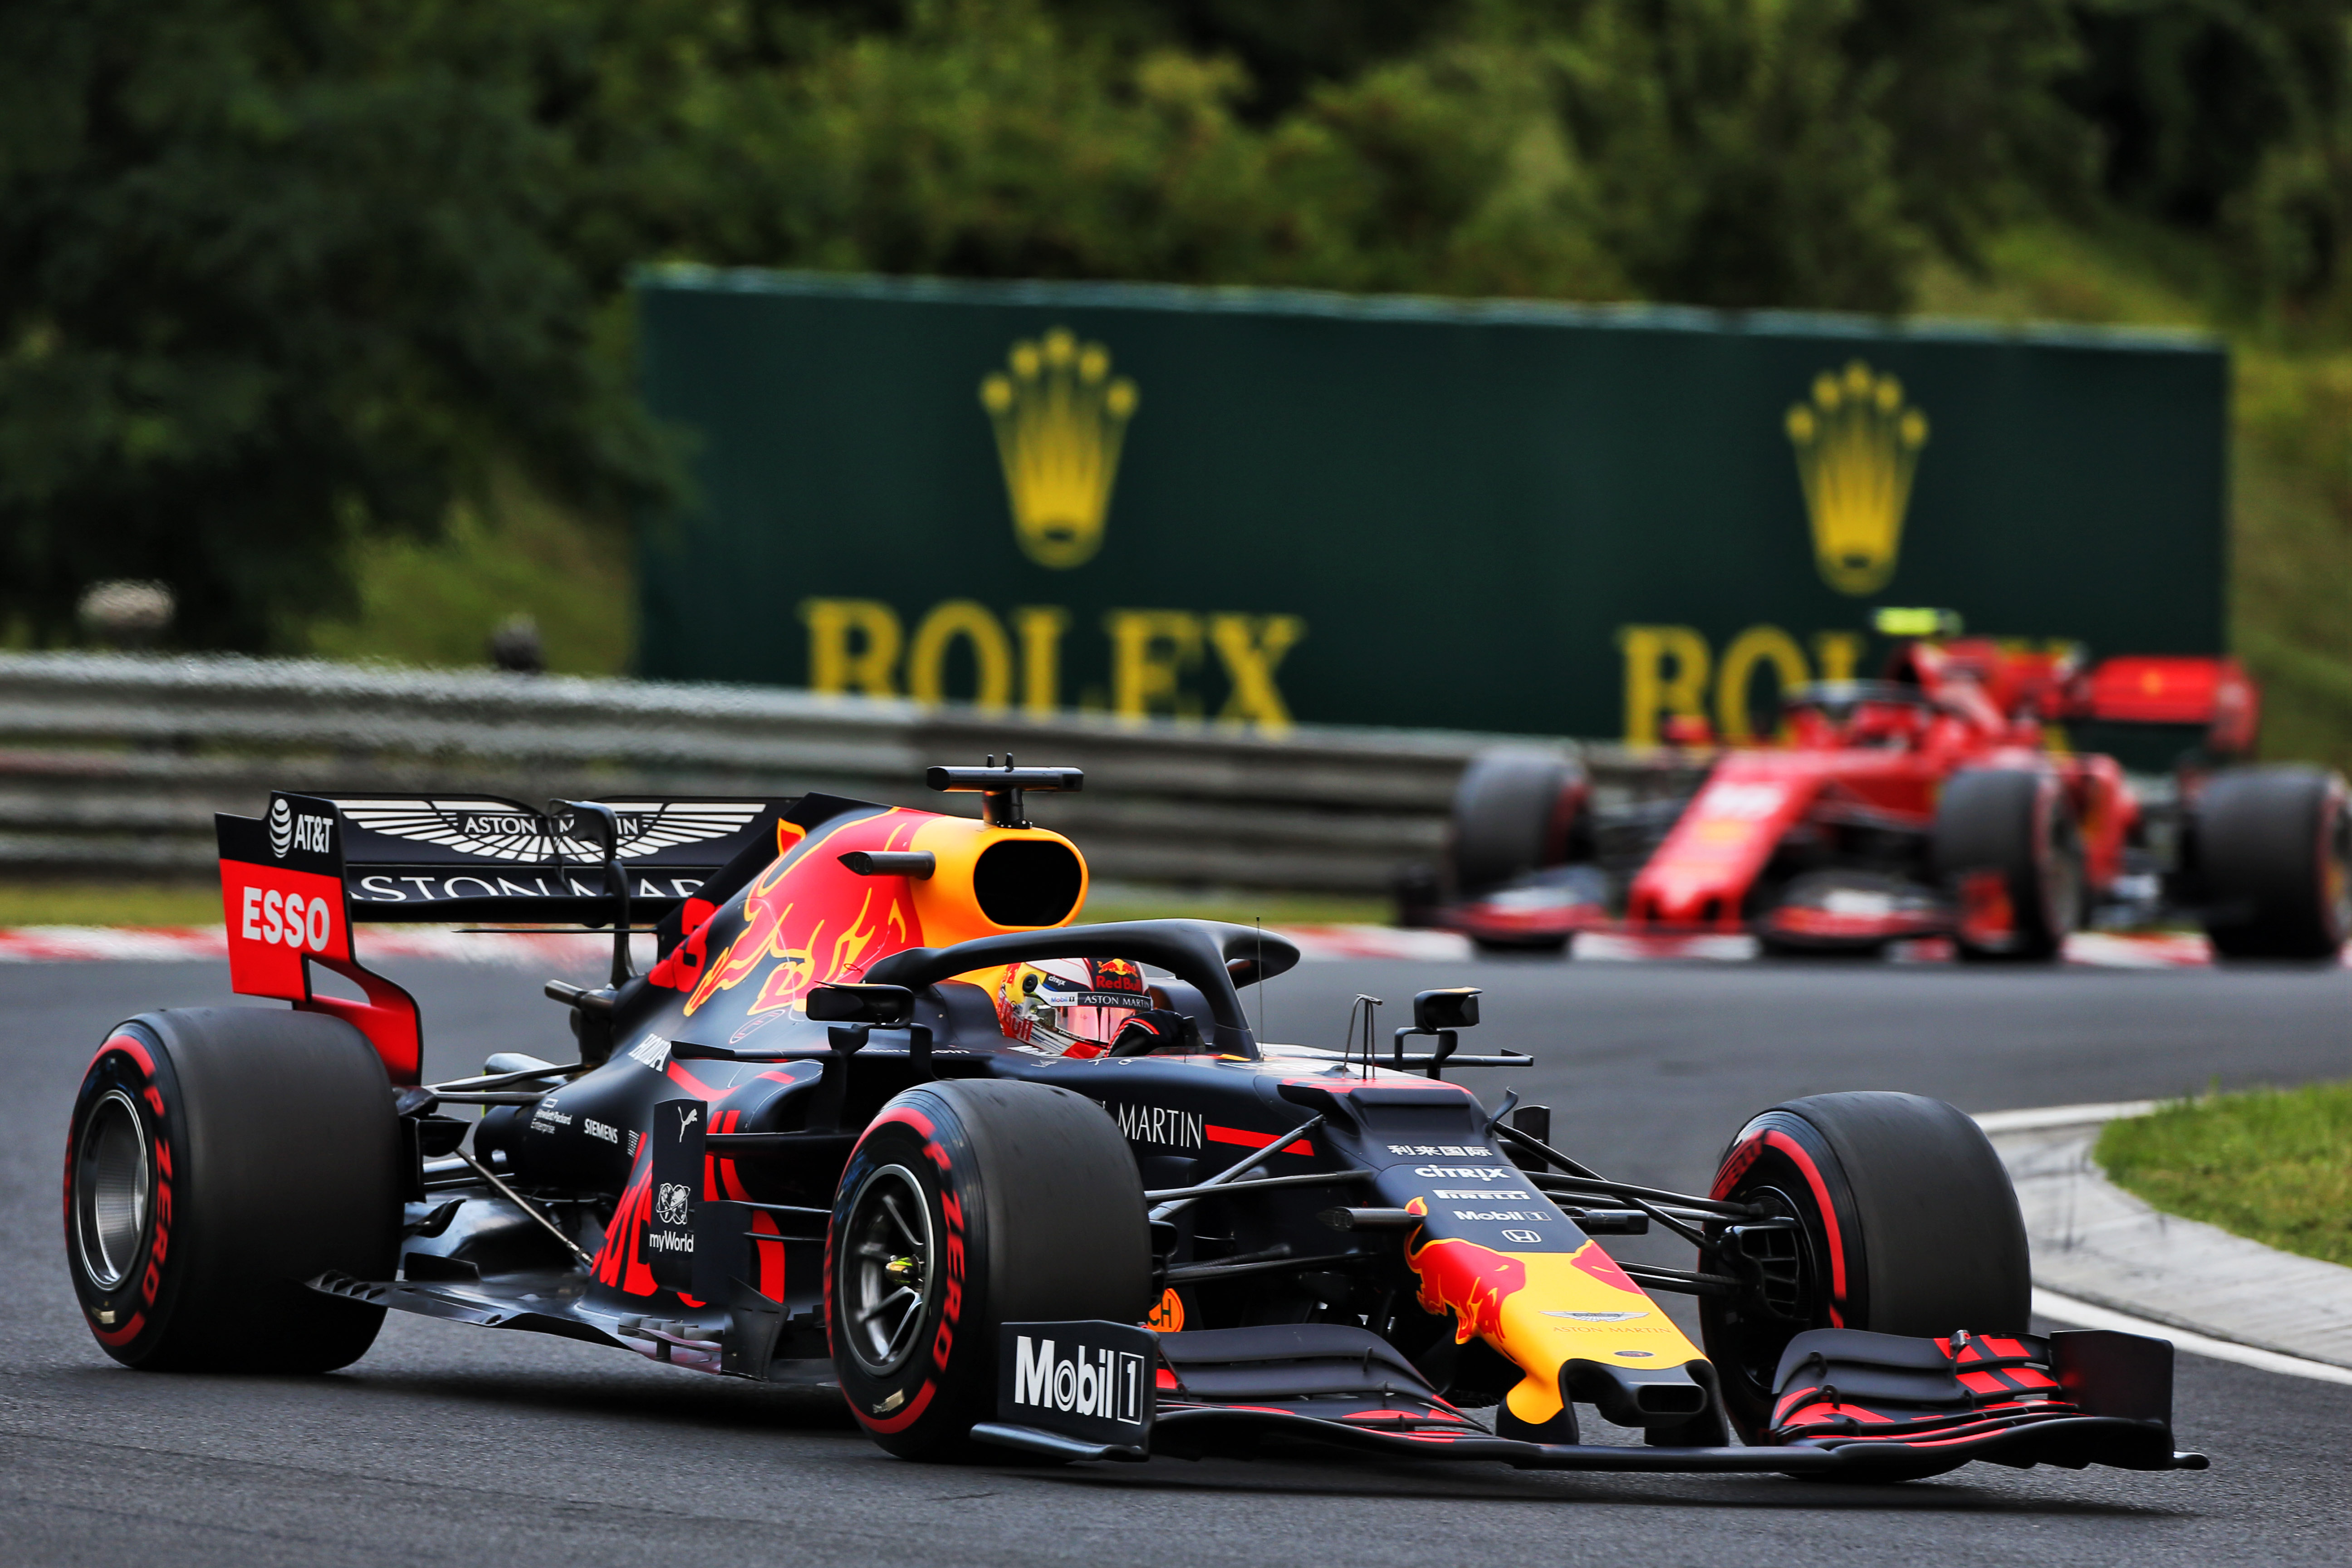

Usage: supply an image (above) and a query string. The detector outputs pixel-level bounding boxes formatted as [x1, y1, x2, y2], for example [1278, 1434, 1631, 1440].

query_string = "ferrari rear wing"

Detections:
[2051, 656, 2259, 756]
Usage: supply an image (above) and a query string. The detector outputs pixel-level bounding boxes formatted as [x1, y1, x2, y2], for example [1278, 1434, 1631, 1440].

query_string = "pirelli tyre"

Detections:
[1448, 750, 1589, 900]
[2192, 765, 2352, 960]
[829, 1080, 1151, 1461]
[1931, 768, 2083, 961]
[65, 1008, 402, 1372]
[1697, 1092, 2030, 1452]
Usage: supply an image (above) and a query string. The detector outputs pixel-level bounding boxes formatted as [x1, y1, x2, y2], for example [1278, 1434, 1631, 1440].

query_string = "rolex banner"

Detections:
[635, 269, 2225, 744]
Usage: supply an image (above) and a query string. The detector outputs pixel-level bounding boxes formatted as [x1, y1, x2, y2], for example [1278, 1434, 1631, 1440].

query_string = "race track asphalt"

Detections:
[5, 953, 2348, 1567]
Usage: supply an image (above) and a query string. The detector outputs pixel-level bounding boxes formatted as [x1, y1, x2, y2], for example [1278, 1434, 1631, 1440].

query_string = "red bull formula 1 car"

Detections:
[1406, 619, 2350, 961]
[66, 764, 2204, 1481]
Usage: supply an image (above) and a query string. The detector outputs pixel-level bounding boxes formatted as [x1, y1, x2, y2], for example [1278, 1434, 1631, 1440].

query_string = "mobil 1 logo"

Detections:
[646, 1098, 704, 1292]
[997, 1320, 1156, 1447]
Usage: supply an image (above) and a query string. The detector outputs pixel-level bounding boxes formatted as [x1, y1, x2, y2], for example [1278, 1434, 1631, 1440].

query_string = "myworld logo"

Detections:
[1011, 1335, 1145, 1426]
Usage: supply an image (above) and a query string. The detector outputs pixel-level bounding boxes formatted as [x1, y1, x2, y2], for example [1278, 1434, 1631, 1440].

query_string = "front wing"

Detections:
[972, 1322, 2205, 1478]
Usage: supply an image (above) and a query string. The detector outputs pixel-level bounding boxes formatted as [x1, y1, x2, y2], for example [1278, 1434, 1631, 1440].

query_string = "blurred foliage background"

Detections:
[5, 0, 2352, 761]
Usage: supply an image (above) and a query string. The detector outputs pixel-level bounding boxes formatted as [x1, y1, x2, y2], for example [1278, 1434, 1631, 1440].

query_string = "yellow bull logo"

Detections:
[1786, 360, 1928, 596]
[980, 328, 1138, 569]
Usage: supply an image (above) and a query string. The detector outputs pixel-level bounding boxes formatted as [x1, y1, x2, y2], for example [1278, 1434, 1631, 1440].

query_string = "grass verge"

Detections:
[0, 882, 222, 927]
[2097, 1082, 2352, 1269]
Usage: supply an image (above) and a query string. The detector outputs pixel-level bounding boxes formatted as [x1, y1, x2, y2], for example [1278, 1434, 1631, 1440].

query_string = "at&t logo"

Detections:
[269, 799, 333, 859]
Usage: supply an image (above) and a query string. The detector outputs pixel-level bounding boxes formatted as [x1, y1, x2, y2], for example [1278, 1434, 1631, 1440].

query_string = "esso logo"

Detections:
[240, 886, 334, 952]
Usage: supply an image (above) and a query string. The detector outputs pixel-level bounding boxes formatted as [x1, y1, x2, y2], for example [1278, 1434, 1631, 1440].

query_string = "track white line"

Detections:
[2033, 1287, 2352, 1386]
[1973, 1101, 2160, 1134]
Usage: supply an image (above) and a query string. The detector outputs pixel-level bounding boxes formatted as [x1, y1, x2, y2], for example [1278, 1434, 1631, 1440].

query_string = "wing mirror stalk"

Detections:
[1390, 987, 1481, 1079]
[805, 984, 931, 1126]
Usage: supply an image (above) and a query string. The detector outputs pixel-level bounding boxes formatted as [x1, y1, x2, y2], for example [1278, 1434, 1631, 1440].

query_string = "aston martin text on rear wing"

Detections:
[216, 791, 796, 927]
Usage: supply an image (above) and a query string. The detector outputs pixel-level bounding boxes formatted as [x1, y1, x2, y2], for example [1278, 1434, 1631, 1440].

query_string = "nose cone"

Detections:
[1567, 1357, 1716, 1429]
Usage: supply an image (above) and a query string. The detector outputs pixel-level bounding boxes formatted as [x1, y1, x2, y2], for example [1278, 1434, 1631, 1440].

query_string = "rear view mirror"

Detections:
[804, 984, 915, 1027]
[1412, 987, 1480, 1032]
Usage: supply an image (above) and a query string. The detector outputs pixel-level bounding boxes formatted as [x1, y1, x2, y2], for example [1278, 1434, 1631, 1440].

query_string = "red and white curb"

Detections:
[1, 922, 2333, 969]
[1278, 925, 2340, 968]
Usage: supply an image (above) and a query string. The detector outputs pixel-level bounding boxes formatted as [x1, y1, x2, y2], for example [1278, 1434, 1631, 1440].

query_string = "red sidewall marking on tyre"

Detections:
[73, 1034, 174, 1349]
[1762, 1129, 1848, 1325]
[843, 1101, 963, 1436]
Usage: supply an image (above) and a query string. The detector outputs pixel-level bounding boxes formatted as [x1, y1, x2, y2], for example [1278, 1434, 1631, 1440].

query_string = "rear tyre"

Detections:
[2193, 766, 2352, 960]
[830, 1081, 1151, 1461]
[1932, 769, 2082, 961]
[65, 1008, 401, 1372]
[1698, 1091, 2029, 1448]
[1448, 750, 1588, 898]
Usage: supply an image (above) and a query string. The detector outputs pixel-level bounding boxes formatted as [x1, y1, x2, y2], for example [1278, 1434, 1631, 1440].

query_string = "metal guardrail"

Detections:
[0, 653, 1690, 894]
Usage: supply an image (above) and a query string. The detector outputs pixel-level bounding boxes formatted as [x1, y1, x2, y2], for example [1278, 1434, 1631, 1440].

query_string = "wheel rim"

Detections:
[2324, 795, 2351, 940]
[841, 1164, 936, 1375]
[75, 1089, 149, 1291]
[1707, 1185, 1824, 1409]
[2042, 795, 2083, 937]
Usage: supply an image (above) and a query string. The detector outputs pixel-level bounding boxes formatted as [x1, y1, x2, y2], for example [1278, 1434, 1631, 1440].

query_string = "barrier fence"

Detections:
[0, 653, 1695, 895]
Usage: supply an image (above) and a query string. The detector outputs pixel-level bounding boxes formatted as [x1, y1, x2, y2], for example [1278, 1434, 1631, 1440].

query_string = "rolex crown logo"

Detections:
[980, 327, 1138, 569]
[1786, 360, 1928, 596]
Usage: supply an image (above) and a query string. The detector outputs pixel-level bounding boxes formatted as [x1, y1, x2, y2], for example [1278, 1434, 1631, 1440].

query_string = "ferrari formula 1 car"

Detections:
[66, 764, 2203, 1482]
[1405, 620, 2351, 961]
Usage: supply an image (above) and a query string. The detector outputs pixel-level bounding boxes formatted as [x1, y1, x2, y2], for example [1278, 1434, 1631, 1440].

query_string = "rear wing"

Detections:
[214, 791, 795, 1084]
[218, 792, 795, 925]
[2051, 657, 2259, 757]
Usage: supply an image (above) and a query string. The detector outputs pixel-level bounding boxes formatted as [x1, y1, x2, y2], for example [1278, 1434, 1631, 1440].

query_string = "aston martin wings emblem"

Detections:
[334, 799, 766, 863]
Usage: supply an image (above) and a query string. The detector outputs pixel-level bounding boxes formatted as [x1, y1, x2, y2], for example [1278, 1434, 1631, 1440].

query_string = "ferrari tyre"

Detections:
[1932, 769, 2082, 961]
[65, 1008, 401, 1372]
[2193, 766, 2352, 960]
[1698, 1092, 2029, 1446]
[829, 1081, 1150, 1461]
[1449, 750, 1587, 898]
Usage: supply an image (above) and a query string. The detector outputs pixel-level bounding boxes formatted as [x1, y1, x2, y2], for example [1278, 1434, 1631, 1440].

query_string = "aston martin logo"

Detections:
[980, 327, 1137, 569]
[1786, 360, 1928, 596]
[334, 800, 763, 862]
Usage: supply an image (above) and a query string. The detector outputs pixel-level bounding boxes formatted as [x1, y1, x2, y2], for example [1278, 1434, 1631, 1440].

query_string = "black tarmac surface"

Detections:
[5, 953, 2349, 1566]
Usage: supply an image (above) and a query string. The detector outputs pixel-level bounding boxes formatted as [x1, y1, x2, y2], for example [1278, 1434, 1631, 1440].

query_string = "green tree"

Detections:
[0, 0, 672, 649]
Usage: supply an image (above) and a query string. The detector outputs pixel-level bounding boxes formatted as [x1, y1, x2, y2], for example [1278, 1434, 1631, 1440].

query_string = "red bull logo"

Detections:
[682, 815, 923, 1019]
[1408, 1236, 1529, 1345]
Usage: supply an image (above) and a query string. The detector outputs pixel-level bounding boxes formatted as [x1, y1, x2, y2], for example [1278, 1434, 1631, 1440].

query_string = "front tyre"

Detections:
[829, 1081, 1150, 1460]
[1932, 769, 2082, 961]
[66, 1008, 401, 1372]
[1698, 1091, 2029, 1445]
[1448, 750, 1589, 899]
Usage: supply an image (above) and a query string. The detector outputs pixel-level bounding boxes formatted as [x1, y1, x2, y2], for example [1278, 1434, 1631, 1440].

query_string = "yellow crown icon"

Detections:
[1785, 360, 1928, 596]
[979, 328, 1138, 569]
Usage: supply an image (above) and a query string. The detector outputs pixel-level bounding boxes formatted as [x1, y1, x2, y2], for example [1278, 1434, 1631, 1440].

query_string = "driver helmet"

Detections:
[994, 956, 1153, 1058]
